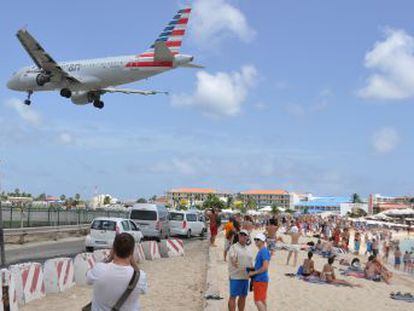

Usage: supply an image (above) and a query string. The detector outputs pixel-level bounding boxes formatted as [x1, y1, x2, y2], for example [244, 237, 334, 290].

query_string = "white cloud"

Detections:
[358, 28, 414, 100]
[372, 127, 400, 153]
[284, 103, 306, 117]
[191, 0, 255, 47]
[5, 98, 42, 127]
[58, 132, 74, 145]
[171, 65, 257, 118]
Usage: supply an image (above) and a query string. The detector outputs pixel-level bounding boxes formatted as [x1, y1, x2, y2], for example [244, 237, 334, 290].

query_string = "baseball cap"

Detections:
[290, 226, 299, 233]
[254, 233, 266, 242]
[239, 229, 249, 236]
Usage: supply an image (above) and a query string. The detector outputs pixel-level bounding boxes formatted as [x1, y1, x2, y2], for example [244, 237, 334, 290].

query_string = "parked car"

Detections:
[169, 210, 207, 238]
[129, 203, 170, 241]
[85, 217, 143, 252]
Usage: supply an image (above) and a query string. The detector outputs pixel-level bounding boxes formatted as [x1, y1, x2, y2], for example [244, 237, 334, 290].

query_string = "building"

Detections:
[295, 196, 353, 215]
[369, 194, 413, 214]
[166, 188, 231, 208]
[239, 189, 291, 209]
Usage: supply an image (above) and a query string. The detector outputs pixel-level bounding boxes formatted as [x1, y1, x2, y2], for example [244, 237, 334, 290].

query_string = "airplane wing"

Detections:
[16, 29, 80, 83]
[100, 87, 168, 96]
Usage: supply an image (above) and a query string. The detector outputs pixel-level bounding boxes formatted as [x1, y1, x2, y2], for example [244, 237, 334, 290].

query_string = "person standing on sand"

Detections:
[249, 233, 271, 311]
[394, 246, 402, 270]
[86, 233, 147, 311]
[286, 222, 301, 266]
[227, 230, 253, 311]
[207, 208, 219, 247]
[265, 218, 279, 256]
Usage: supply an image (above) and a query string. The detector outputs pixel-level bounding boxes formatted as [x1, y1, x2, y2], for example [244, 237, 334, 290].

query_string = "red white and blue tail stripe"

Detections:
[141, 7, 191, 57]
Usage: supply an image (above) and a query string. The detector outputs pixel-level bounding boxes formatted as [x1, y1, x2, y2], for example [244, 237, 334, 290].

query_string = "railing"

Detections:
[0, 207, 129, 228]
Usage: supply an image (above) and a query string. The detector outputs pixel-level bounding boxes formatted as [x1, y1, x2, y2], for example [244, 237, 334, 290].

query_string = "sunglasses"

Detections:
[254, 238, 262, 242]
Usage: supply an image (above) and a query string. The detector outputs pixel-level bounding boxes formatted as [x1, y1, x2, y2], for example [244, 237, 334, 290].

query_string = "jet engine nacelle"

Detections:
[174, 54, 193, 67]
[71, 91, 93, 105]
[19, 72, 51, 88]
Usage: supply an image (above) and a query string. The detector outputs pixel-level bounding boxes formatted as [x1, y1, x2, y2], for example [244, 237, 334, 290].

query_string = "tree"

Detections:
[202, 194, 225, 210]
[74, 193, 81, 201]
[150, 195, 157, 202]
[37, 193, 46, 201]
[136, 198, 147, 203]
[246, 198, 257, 210]
[103, 195, 111, 205]
[271, 204, 280, 215]
[226, 196, 233, 209]
[179, 199, 189, 210]
[352, 193, 363, 204]
[60, 194, 66, 201]
[14, 188, 20, 197]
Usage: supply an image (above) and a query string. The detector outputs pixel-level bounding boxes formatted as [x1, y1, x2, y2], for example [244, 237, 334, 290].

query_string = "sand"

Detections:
[21, 239, 208, 311]
[206, 231, 414, 311]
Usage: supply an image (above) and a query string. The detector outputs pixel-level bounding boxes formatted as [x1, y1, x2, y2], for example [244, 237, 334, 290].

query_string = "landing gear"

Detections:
[93, 100, 104, 109]
[60, 88, 72, 98]
[24, 91, 33, 105]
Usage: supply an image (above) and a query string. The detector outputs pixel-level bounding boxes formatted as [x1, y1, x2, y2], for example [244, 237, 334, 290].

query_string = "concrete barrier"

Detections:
[10, 262, 45, 305]
[74, 253, 96, 286]
[134, 244, 146, 263]
[93, 249, 111, 263]
[159, 239, 185, 258]
[0, 268, 19, 311]
[44, 258, 74, 294]
[142, 241, 161, 260]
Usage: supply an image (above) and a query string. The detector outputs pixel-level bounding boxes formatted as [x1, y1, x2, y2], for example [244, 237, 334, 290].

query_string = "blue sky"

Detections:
[1, 0, 414, 199]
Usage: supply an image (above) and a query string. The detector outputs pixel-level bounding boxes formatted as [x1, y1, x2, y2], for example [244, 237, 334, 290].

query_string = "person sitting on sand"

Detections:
[321, 256, 361, 287]
[302, 251, 320, 277]
[364, 255, 392, 284]
[315, 239, 323, 252]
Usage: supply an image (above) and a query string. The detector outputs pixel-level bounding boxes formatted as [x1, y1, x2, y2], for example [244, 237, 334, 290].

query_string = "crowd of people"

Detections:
[206, 208, 413, 311]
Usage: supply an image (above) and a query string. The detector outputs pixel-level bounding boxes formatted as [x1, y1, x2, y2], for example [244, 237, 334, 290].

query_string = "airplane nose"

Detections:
[7, 77, 18, 90]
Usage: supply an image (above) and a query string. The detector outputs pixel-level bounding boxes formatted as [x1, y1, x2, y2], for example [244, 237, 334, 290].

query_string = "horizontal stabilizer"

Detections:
[180, 63, 205, 69]
[154, 41, 174, 62]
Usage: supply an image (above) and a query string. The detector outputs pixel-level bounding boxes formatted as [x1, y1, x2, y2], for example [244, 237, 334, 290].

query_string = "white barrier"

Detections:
[44, 258, 74, 294]
[10, 262, 45, 305]
[74, 253, 96, 286]
[142, 241, 161, 260]
[134, 244, 146, 263]
[93, 249, 111, 263]
[159, 239, 185, 258]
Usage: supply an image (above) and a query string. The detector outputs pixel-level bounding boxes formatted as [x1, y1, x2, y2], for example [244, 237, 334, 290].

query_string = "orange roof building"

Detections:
[239, 189, 291, 209]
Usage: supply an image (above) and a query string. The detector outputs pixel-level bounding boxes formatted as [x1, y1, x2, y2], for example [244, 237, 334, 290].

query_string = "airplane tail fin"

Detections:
[141, 7, 191, 57]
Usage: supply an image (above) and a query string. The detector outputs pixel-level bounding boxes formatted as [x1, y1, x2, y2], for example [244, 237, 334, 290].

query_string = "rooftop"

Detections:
[168, 188, 218, 194]
[240, 189, 288, 195]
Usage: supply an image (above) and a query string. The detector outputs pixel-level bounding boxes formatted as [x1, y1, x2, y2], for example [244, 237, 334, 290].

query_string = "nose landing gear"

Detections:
[93, 100, 104, 109]
[24, 91, 33, 105]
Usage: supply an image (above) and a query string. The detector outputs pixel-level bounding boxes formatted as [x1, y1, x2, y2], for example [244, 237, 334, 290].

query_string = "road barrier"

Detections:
[134, 244, 146, 263]
[159, 239, 185, 258]
[44, 258, 74, 294]
[73, 253, 96, 286]
[142, 241, 161, 260]
[93, 249, 111, 263]
[10, 262, 45, 305]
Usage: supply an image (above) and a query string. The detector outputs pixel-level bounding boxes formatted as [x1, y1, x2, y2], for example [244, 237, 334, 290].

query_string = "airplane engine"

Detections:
[35, 73, 51, 86]
[70, 91, 93, 105]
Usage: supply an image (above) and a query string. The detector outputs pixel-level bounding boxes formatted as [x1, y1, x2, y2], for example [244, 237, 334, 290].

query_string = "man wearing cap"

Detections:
[227, 229, 254, 311]
[286, 221, 301, 266]
[249, 232, 271, 311]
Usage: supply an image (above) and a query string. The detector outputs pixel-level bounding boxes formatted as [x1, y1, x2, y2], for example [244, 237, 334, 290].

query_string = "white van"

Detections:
[129, 203, 170, 241]
[169, 210, 207, 238]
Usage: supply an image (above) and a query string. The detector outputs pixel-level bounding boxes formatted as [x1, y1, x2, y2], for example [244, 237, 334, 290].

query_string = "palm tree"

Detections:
[352, 193, 363, 203]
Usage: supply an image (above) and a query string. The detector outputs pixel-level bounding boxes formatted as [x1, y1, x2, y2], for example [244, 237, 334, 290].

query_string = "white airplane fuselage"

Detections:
[7, 53, 192, 93]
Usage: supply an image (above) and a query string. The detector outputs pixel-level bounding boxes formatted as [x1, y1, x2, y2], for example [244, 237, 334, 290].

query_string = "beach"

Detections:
[206, 231, 414, 311]
[21, 239, 208, 311]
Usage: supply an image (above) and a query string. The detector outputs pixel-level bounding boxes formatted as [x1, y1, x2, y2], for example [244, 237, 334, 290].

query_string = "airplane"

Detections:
[6, 7, 202, 109]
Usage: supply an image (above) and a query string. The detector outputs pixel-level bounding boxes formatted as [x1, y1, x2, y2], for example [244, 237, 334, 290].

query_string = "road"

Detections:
[4, 236, 205, 266]
[5, 238, 85, 265]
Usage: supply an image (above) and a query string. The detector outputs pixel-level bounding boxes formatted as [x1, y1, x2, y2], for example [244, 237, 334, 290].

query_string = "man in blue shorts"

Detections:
[228, 229, 254, 311]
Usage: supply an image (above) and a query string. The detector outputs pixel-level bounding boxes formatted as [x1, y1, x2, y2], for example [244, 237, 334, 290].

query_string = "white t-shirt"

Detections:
[86, 262, 147, 311]
[228, 243, 254, 280]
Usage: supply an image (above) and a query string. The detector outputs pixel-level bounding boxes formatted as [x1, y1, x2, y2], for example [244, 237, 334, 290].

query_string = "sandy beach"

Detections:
[21, 239, 208, 311]
[206, 231, 414, 311]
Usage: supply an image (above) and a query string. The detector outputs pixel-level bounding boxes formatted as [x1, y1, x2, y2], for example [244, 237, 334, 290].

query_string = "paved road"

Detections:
[3, 236, 205, 266]
[5, 238, 85, 265]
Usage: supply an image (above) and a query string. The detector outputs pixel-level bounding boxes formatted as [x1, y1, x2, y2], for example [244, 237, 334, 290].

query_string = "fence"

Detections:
[0, 207, 129, 228]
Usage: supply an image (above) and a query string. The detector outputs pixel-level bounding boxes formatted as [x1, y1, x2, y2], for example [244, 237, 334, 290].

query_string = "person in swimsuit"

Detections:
[286, 222, 301, 266]
[207, 208, 218, 247]
[302, 251, 319, 277]
[364, 255, 392, 284]
[321, 256, 361, 287]
[394, 247, 402, 270]
[265, 218, 279, 256]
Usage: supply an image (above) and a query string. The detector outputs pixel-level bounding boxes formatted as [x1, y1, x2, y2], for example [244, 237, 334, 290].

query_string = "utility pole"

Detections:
[0, 160, 6, 267]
